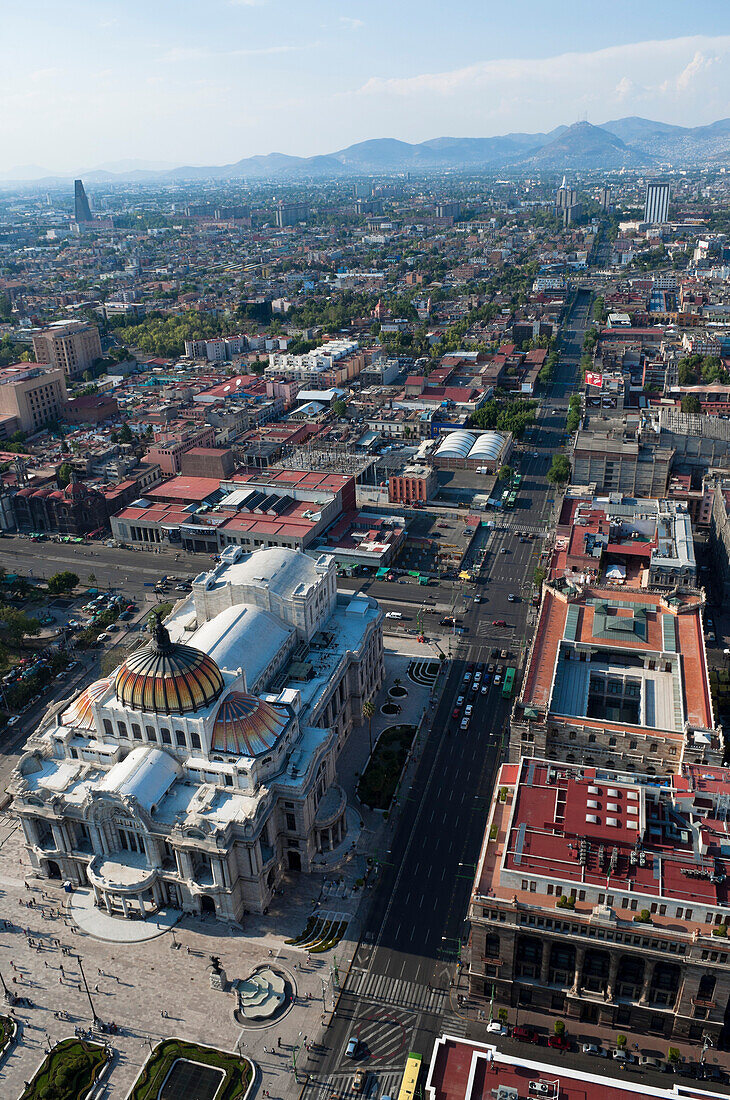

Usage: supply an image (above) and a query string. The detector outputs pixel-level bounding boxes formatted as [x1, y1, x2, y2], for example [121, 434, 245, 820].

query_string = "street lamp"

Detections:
[73, 954, 100, 1025]
[0, 967, 14, 1004]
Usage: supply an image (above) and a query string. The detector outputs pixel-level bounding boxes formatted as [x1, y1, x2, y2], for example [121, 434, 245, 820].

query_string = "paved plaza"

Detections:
[0, 638, 440, 1098]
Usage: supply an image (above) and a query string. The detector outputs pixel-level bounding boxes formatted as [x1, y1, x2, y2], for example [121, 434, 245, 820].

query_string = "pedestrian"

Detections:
[277, 1037, 281, 1048]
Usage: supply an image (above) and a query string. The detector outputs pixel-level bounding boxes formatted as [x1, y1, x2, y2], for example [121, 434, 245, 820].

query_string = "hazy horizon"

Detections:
[2, 1, 730, 173]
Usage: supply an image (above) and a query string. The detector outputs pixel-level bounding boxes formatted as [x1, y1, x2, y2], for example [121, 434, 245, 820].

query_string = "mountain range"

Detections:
[4, 116, 730, 184]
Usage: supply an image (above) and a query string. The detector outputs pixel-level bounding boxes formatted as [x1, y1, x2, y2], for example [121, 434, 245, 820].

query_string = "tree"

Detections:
[497, 465, 512, 482]
[547, 454, 570, 485]
[0, 607, 40, 646]
[118, 422, 134, 445]
[363, 699, 376, 758]
[331, 399, 347, 418]
[57, 462, 73, 488]
[681, 393, 701, 414]
[47, 571, 79, 595]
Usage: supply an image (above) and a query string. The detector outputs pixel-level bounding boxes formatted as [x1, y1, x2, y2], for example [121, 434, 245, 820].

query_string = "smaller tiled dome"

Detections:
[61, 677, 111, 729]
[212, 692, 289, 756]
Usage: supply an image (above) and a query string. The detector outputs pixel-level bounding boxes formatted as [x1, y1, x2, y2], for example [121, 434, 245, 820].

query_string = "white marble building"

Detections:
[9, 547, 384, 922]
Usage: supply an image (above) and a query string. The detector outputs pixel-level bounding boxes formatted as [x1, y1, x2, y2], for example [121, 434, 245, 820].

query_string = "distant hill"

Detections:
[5, 115, 730, 184]
[514, 121, 649, 170]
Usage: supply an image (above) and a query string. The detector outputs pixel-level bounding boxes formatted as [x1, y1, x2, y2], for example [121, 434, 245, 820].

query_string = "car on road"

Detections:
[638, 1056, 664, 1072]
[346, 1037, 358, 1058]
[494, 675, 501, 685]
[485, 1022, 509, 1035]
[440, 616, 456, 626]
[460, 717, 470, 731]
[702, 1066, 728, 1084]
[507, 593, 517, 601]
[452, 708, 460, 720]
[7, 715, 20, 726]
[97, 632, 110, 643]
[481, 684, 489, 694]
[456, 696, 465, 707]
[581, 1043, 606, 1057]
[465, 705, 473, 717]
[353, 1069, 367, 1092]
[513, 1026, 540, 1044]
[492, 620, 507, 627]
[672, 1061, 703, 1079]
[548, 1035, 572, 1051]
[463, 671, 471, 683]
[500, 548, 509, 554]
[385, 611, 402, 619]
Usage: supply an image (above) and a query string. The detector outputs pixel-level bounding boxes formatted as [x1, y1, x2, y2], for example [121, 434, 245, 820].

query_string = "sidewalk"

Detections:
[448, 969, 730, 1073]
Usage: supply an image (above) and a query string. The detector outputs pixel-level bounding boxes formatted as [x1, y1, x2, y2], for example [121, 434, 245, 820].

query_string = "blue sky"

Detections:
[2, 0, 730, 172]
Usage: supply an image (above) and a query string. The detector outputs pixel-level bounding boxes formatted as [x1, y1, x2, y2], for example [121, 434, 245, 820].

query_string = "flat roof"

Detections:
[426, 1036, 723, 1100]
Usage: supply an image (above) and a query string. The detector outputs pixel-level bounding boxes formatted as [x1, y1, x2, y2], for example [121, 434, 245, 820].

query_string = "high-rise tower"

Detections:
[74, 179, 92, 222]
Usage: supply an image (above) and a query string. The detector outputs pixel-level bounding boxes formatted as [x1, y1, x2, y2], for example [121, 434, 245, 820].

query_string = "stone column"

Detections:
[51, 823, 66, 853]
[570, 947, 586, 995]
[120, 896, 129, 918]
[607, 954, 620, 1000]
[103, 894, 113, 915]
[212, 859, 224, 888]
[92, 884, 103, 907]
[639, 963, 654, 1005]
[540, 947, 551, 986]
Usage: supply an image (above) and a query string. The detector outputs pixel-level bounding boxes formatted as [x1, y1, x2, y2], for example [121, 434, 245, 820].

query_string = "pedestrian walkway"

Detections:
[68, 886, 181, 942]
[346, 967, 448, 1015]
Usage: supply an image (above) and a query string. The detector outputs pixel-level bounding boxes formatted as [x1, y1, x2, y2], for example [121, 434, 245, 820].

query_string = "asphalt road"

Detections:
[306, 289, 593, 1100]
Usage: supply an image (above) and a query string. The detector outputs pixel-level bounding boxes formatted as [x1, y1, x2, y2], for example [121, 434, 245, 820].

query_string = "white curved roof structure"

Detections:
[187, 603, 294, 691]
[209, 547, 322, 600]
[435, 430, 477, 459]
[467, 431, 507, 461]
[100, 747, 182, 812]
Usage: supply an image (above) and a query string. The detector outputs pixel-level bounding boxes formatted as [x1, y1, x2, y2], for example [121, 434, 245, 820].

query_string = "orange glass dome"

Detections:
[114, 619, 224, 715]
[61, 677, 111, 729]
[212, 691, 289, 755]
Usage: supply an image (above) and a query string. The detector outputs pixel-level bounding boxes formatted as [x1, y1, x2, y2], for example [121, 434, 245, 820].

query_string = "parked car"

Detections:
[346, 1037, 358, 1058]
[465, 705, 473, 717]
[581, 1043, 606, 1057]
[513, 1026, 539, 1044]
[485, 1022, 509, 1035]
[548, 1035, 572, 1051]
[353, 1069, 366, 1092]
[492, 620, 507, 627]
[460, 717, 470, 731]
[611, 1049, 633, 1061]
[638, 1056, 664, 1072]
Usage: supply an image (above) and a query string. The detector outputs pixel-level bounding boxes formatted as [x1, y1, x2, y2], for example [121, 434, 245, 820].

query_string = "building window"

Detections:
[117, 722, 127, 738]
[160, 728, 171, 744]
[190, 732, 201, 750]
[286, 813, 296, 831]
[131, 724, 142, 741]
[103, 719, 113, 736]
[146, 726, 157, 742]
[175, 730, 186, 748]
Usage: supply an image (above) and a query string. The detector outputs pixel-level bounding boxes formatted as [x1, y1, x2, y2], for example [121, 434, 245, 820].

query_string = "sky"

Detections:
[2, 0, 730, 173]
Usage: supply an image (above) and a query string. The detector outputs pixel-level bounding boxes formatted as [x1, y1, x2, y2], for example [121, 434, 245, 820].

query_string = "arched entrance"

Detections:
[200, 895, 216, 916]
[287, 850, 301, 871]
[45, 860, 61, 880]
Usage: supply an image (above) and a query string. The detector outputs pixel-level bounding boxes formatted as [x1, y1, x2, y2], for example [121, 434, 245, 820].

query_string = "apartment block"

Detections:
[31, 320, 102, 381]
[0, 364, 68, 434]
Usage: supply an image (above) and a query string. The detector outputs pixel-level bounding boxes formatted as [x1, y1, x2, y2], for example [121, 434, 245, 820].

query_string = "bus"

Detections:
[504, 492, 516, 510]
[397, 1053, 422, 1100]
[512, 473, 522, 489]
[502, 667, 516, 698]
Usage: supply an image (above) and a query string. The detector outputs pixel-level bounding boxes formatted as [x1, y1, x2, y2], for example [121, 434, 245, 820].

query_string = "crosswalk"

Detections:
[346, 967, 449, 1015]
[307, 1069, 404, 1100]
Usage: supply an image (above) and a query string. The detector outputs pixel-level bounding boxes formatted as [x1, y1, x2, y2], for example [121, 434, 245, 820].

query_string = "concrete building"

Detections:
[145, 425, 216, 475]
[266, 340, 367, 388]
[388, 463, 438, 505]
[10, 546, 384, 922]
[31, 321, 102, 382]
[645, 181, 671, 225]
[572, 422, 673, 498]
[275, 202, 308, 228]
[709, 475, 730, 601]
[468, 757, 730, 1043]
[510, 580, 721, 772]
[432, 430, 511, 473]
[0, 364, 68, 434]
[74, 179, 92, 223]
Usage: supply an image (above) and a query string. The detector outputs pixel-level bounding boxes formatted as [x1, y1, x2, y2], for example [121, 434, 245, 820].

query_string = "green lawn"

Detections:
[21, 1038, 107, 1100]
[357, 724, 416, 810]
[130, 1040, 253, 1100]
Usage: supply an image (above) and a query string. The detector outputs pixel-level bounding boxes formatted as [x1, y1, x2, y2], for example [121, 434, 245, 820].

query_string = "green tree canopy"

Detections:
[0, 607, 40, 645]
[547, 454, 571, 485]
[47, 571, 79, 595]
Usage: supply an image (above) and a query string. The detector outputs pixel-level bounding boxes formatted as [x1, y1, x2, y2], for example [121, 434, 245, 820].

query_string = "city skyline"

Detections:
[2, 0, 730, 172]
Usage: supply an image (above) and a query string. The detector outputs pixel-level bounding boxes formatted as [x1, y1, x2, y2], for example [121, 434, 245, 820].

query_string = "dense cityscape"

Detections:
[3, 10, 730, 1100]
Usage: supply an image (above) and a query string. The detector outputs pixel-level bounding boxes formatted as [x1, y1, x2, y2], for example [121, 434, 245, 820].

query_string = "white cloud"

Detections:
[355, 34, 730, 131]
[340, 16, 364, 30]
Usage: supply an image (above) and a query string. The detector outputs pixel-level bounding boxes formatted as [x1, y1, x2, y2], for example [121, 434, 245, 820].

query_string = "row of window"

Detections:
[103, 717, 201, 751]
[480, 907, 688, 955]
